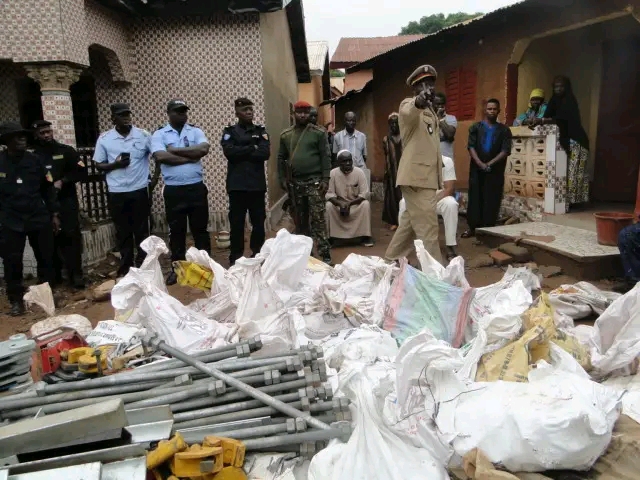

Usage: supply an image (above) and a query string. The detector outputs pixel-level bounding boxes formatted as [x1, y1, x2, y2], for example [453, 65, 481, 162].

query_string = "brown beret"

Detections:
[406, 65, 438, 86]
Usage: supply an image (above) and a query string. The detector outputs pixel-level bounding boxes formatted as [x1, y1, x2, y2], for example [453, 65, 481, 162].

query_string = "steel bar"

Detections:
[129, 337, 261, 374]
[125, 382, 216, 410]
[168, 378, 310, 413]
[173, 397, 340, 430]
[242, 425, 351, 450]
[178, 414, 339, 444]
[0, 380, 165, 412]
[173, 391, 302, 424]
[145, 335, 331, 431]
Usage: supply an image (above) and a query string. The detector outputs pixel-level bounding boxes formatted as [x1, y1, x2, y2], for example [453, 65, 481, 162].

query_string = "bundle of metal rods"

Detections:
[0, 337, 352, 456]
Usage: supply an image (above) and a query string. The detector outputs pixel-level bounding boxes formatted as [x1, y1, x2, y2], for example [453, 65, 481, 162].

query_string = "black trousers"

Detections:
[54, 196, 83, 281]
[228, 190, 266, 264]
[467, 166, 505, 231]
[1, 225, 55, 303]
[164, 182, 210, 262]
[109, 187, 150, 276]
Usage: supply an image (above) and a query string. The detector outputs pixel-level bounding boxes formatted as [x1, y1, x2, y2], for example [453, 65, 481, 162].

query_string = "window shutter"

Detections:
[445, 68, 477, 120]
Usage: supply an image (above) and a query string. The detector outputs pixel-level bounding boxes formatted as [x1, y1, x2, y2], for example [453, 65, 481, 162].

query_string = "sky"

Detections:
[303, 0, 522, 57]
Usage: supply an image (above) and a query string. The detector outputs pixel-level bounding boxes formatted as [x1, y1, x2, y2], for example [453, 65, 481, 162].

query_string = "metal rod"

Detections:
[242, 426, 351, 450]
[178, 414, 338, 444]
[168, 378, 309, 413]
[0, 380, 165, 412]
[174, 391, 302, 424]
[145, 336, 330, 431]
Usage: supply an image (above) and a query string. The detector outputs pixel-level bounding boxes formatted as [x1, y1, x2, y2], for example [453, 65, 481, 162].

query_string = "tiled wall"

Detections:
[92, 14, 265, 233]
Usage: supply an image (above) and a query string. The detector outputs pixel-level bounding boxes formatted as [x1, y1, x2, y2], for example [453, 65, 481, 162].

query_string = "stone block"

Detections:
[498, 242, 531, 262]
[468, 254, 494, 268]
[489, 250, 514, 266]
[538, 265, 562, 278]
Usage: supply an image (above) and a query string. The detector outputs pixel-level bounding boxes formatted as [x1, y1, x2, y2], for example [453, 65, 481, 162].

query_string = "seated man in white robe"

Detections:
[399, 155, 458, 260]
[325, 150, 374, 247]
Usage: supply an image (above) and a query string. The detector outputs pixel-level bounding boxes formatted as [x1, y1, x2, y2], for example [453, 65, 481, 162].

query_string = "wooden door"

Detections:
[593, 37, 640, 203]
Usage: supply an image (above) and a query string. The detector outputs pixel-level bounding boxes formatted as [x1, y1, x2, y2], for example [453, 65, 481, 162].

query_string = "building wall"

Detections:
[260, 9, 298, 208]
[299, 75, 331, 127]
[335, 89, 376, 178]
[344, 69, 372, 92]
[366, 0, 638, 190]
[93, 14, 266, 232]
[518, 15, 639, 179]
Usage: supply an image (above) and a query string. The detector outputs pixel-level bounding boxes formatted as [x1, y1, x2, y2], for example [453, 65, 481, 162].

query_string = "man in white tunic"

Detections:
[325, 150, 373, 246]
[399, 155, 459, 260]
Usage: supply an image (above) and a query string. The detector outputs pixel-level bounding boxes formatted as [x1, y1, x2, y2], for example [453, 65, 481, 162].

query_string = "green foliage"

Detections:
[399, 12, 482, 35]
[330, 69, 345, 78]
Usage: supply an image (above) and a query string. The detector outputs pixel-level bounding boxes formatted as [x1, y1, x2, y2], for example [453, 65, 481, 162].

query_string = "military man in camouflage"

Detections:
[277, 101, 332, 264]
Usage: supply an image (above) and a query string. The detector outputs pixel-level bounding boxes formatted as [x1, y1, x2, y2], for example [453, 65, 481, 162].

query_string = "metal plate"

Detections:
[124, 405, 173, 443]
[0, 399, 127, 457]
[8, 462, 101, 480]
[3, 445, 146, 476]
[101, 457, 146, 480]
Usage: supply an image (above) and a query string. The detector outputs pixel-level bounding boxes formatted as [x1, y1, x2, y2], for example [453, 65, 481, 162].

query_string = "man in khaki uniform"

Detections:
[385, 64, 444, 264]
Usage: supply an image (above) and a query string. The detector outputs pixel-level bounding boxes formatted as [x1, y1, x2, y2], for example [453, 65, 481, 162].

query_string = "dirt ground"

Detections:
[0, 200, 613, 340]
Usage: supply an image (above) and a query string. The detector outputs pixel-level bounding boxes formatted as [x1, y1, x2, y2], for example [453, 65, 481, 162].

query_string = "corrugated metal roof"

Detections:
[330, 35, 426, 68]
[349, 1, 527, 71]
[307, 41, 329, 74]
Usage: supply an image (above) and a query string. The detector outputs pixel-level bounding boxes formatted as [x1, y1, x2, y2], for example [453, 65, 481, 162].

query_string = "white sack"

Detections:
[548, 281, 620, 322]
[603, 372, 640, 425]
[589, 283, 640, 378]
[245, 453, 308, 480]
[308, 362, 448, 480]
[30, 314, 93, 338]
[23, 283, 55, 317]
[415, 239, 469, 289]
[258, 229, 313, 292]
[86, 320, 144, 347]
[111, 239, 236, 352]
[235, 258, 296, 353]
[317, 326, 399, 371]
[466, 266, 538, 342]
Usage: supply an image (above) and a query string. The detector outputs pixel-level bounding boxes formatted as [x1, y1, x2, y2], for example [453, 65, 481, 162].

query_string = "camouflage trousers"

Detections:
[290, 178, 331, 260]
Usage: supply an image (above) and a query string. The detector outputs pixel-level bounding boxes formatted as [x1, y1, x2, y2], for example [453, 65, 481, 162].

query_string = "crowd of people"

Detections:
[0, 66, 638, 316]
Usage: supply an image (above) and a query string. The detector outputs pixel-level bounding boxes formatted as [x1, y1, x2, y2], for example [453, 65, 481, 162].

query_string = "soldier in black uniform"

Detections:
[0, 122, 60, 316]
[220, 98, 271, 266]
[31, 120, 86, 289]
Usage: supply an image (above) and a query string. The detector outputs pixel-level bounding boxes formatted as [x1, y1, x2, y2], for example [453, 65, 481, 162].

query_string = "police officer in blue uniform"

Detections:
[93, 103, 152, 277]
[221, 98, 270, 266]
[0, 122, 60, 316]
[31, 120, 87, 289]
[151, 99, 211, 285]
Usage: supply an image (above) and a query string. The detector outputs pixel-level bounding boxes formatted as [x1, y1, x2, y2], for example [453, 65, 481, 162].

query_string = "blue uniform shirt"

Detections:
[93, 126, 151, 193]
[151, 123, 208, 186]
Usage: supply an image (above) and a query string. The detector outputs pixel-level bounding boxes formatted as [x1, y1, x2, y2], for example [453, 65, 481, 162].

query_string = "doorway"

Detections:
[592, 37, 640, 203]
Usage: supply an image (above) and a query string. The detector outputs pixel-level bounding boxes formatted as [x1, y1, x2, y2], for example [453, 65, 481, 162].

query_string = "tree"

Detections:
[330, 69, 345, 78]
[399, 12, 482, 36]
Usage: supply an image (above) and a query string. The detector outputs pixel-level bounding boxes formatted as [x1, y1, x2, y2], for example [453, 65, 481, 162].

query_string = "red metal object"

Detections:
[31, 327, 88, 381]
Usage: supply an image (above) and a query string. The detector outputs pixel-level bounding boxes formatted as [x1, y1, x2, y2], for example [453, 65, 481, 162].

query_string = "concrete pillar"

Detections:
[24, 64, 83, 147]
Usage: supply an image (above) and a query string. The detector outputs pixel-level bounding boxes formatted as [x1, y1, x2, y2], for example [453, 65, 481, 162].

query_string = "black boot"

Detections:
[165, 270, 178, 286]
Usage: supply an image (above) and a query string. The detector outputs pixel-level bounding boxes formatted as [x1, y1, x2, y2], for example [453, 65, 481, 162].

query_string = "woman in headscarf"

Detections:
[536, 75, 590, 210]
[513, 88, 547, 126]
[382, 112, 402, 230]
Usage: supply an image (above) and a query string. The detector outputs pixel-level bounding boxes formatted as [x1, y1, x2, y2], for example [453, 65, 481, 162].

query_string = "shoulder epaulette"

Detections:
[188, 123, 197, 128]
[255, 124, 265, 129]
[140, 128, 151, 136]
[309, 124, 325, 133]
[98, 131, 110, 139]
[280, 126, 295, 135]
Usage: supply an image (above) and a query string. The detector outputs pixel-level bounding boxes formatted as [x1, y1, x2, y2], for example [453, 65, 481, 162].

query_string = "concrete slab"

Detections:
[476, 222, 619, 262]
